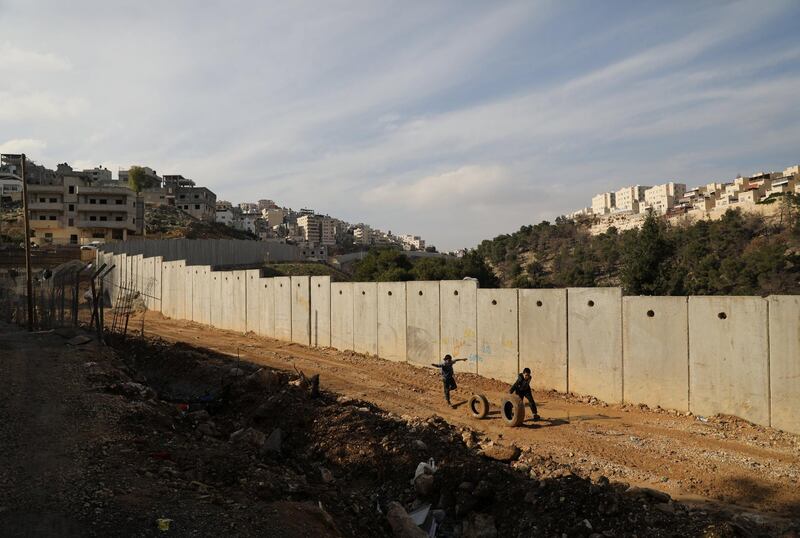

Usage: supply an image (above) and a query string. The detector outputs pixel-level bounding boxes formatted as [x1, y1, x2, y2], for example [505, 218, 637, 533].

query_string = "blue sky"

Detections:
[1, 1, 799, 250]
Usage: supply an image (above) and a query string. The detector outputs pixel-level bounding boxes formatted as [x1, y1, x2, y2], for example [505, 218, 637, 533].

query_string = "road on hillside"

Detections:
[131, 312, 800, 521]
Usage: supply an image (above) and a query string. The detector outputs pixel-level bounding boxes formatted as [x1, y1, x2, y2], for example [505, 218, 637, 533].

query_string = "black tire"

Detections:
[501, 396, 525, 427]
[468, 394, 489, 419]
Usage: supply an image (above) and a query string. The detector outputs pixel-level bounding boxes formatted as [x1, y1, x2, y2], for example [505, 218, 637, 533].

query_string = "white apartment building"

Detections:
[591, 192, 615, 215]
[401, 234, 425, 250]
[353, 225, 371, 245]
[297, 214, 335, 246]
[82, 167, 112, 183]
[119, 166, 160, 186]
[643, 182, 686, 214]
[614, 185, 650, 212]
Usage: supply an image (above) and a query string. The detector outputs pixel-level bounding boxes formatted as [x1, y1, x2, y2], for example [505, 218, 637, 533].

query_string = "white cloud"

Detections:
[0, 43, 72, 71]
[0, 138, 47, 154]
[362, 165, 511, 209]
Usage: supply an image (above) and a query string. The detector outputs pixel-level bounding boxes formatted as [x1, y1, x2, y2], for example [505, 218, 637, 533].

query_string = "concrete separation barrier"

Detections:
[623, 296, 688, 411]
[518, 289, 567, 393]
[291, 276, 311, 345]
[476, 288, 519, 382]
[331, 282, 354, 351]
[353, 282, 378, 355]
[688, 296, 770, 427]
[440, 280, 478, 373]
[274, 277, 292, 342]
[406, 281, 440, 368]
[310, 276, 331, 347]
[377, 282, 406, 362]
[768, 295, 800, 433]
[568, 287, 623, 403]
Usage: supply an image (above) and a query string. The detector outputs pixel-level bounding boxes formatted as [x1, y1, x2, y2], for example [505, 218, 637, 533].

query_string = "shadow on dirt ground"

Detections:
[2, 326, 798, 537]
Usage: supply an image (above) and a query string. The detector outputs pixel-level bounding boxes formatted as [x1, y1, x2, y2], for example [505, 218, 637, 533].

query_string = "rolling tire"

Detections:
[468, 394, 489, 419]
[501, 396, 525, 427]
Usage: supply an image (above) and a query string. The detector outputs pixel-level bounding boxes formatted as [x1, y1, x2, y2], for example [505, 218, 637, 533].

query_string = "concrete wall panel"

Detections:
[259, 277, 276, 338]
[190, 266, 210, 325]
[291, 276, 311, 345]
[182, 265, 194, 321]
[273, 276, 292, 342]
[353, 282, 378, 355]
[568, 287, 623, 403]
[378, 282, 406, 362]
[310, 276, 331, 347]
[161, 260, 186, 320]
[623, 296, 689, 411]
[331, 282, 354, 351]
[440, 280, 478, 373]
[406, 281, 440, 367]
[769, 296, 800, 433]
[245, 270, 262, 333]
[519, 289, 568, 392]
[209, 270, 224, 329]
[476, 289, 519, 382]
[688, 296, 769, 427]
[228, 270, 247, 332]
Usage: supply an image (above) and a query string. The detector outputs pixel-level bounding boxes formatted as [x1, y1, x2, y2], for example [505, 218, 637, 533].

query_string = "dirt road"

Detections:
[135, 312, 800, 521]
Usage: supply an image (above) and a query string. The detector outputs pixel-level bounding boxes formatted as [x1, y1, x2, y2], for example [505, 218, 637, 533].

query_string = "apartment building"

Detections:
[297, 214, 335, 246]
[643, 182, 687, 214]
[176, 185, 216, 222]
[614, 185, 650, 212]
[82, 166, 112, 183]
[591, 192, 615, 215]
[353, 225, 371, 245]
[263, 208, 285, 226]
[0, 174, 22, 202]
[119, 166, 160, 186]
[401, 234, 425, 251]
[27, 172, 137, 245]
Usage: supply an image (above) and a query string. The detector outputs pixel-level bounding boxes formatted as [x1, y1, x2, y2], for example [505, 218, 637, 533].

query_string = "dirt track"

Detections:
[134, 312, 800, 521]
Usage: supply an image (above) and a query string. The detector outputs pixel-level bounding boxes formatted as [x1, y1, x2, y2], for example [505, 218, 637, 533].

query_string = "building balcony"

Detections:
[77, 220, 135, 230]
[28, 202, 65, 211]
[30, 220, 64, 229]
[76, 185, 134, 196]
[27, 184, 64, 194]
[76, 203, 131, 213]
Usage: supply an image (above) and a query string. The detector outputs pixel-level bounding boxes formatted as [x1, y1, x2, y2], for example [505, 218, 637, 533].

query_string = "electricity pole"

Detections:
[20, 154, 34, 330]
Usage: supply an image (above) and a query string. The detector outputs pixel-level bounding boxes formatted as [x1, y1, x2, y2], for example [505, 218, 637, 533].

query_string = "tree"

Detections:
[620, 212, 673, 295]
[127, 166, 159, 192]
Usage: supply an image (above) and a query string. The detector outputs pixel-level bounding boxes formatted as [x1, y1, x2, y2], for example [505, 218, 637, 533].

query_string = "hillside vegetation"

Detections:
[475, 195, 800, 296]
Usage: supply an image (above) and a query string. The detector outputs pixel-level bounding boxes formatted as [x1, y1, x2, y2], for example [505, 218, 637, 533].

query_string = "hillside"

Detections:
[474, 196, 800, 296]
[145, 206, 258, 240]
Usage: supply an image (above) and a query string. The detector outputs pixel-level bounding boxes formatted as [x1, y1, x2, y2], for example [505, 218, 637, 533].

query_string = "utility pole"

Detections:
[20, 154, 34, 331]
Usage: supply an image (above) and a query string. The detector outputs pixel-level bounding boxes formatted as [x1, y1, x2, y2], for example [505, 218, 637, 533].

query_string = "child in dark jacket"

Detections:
[431, 354, 467, 407]
[510, 367, 541, 421]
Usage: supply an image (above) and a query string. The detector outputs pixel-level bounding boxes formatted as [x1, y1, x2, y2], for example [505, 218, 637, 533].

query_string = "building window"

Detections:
[100, 199, 107, 205]
[68, 218, 74, 226]
[49, 216, 56, 221]
[194, 194, 199, 199]
[115, 199, 123, 204]
[195, 204, 200, 209]
[100, 216, 107, 221]
[68, 186, 75, 194]
[93, 232, 104, 239]
[49, 197, 57, 203]
[39, 215, 46, 220]
[90, 216, 97, 221]
[89, 198, 96, 204]
[68, 204, 74, 211]
[39, 197, 46, 203]
[70, 234, 77, 244]
[115, 216, 123, 221]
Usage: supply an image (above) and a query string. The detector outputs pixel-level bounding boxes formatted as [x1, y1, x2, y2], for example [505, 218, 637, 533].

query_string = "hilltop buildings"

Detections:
[574, 164, 799, 234]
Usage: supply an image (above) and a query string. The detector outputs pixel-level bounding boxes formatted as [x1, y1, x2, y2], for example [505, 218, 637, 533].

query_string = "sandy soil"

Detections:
[132, 312, 800, 522]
